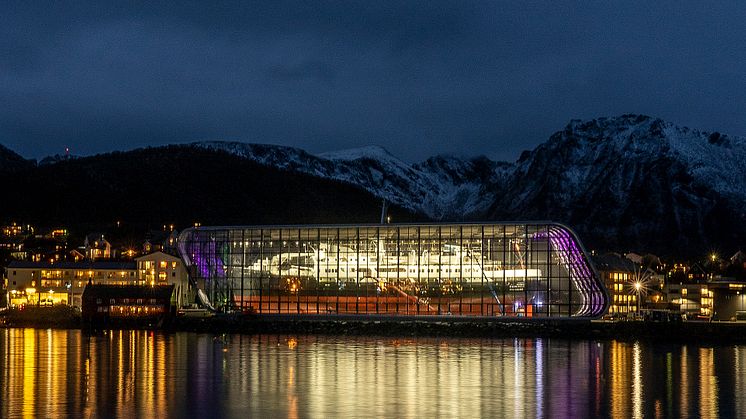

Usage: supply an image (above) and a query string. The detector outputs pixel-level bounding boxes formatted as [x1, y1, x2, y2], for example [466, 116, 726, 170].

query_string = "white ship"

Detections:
[245, 242, 541, 285]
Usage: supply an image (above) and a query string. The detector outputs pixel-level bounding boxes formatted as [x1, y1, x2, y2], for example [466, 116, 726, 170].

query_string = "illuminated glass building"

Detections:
[178, 222, 608, 318]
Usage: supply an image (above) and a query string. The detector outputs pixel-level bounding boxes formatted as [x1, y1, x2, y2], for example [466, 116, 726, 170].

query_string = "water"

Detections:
[0, 328, 741, 418]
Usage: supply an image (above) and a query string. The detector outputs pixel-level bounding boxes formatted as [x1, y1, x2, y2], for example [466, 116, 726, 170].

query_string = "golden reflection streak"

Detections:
[145, 331, 156, 416]
[287, 365, 298, 419]
[698, 347, 718, 419]
[632, 342, 642, 419]
[46, 329, 53, 417]
[666, 352, 673, 418]
[116, 330, 126, 417]
[82, 335, 94, 418]
[22, 328, 37, 418]
[49, 330, 68, 419]
[156, 333, 167, 416]
[736, 347, 746, 418]
[609, 341, 630, 418]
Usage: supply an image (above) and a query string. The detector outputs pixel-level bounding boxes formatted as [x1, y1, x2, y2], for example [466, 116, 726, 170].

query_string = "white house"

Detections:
[135, 251, 191, 307]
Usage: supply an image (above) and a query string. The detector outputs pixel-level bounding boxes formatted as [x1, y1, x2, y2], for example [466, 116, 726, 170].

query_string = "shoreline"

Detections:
[168, 314, 746, 343]
[3, 307, 746, 343]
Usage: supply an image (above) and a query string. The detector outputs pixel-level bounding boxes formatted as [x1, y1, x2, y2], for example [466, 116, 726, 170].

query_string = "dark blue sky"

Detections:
[2, 1, 745, 162]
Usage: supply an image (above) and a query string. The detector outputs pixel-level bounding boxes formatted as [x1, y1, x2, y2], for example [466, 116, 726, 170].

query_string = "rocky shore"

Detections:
[0, 306, 81, 329]
[167, 314, 746, 343]
[3, 309, 746, 343]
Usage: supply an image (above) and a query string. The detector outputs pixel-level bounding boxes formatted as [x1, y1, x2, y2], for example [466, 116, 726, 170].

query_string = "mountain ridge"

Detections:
[2, 114, 744, 256]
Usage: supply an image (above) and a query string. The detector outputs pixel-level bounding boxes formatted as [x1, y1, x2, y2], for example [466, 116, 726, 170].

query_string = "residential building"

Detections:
[5, 260, 137, 307]
[84, 233, 112, 260]
[592, 253, 640, 314]
[135, 251, 190, 308]
[81, 284, 175, 325]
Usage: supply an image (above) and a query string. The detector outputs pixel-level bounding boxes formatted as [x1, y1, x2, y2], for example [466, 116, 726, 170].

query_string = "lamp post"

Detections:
[634, 282, 641, 313]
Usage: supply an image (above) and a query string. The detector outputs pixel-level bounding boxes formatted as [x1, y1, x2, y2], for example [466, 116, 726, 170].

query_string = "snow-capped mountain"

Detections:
[489, 114, 746, 253]
[193, 114, 746, 254]
[192, 142, 512, 219]
[16, 113, 746, 255]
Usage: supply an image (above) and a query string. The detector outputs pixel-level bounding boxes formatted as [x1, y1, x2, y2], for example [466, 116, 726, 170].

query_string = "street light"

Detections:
[634, 282, 641, 313]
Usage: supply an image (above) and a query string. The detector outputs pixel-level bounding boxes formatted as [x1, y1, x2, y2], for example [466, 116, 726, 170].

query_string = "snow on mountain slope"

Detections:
[663, 124, 746, 199]
[490, 114, 746, 254]
[20, 113, 746, 254]
[548, 115, 746, 201]
[192, 142, 512, 219]
[193, 115, 746, 249]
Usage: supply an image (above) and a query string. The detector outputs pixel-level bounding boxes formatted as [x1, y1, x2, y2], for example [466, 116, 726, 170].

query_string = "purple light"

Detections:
[178, 230, 226, 281]
[533, 226, 607, 317]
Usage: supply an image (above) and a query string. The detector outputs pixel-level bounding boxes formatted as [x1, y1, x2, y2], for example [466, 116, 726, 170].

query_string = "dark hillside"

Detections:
[0, 146, 421, 231]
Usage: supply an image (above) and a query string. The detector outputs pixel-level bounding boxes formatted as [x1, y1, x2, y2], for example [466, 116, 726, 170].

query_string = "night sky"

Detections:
[2, 1, 745, 162]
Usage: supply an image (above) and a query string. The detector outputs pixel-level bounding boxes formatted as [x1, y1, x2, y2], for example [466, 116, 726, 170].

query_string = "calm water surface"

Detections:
[0, 328, 742, 418]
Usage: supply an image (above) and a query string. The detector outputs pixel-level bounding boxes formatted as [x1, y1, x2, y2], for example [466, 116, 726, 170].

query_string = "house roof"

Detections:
[6, 260, 136, 270]
[82, 284, 174, 300]
[135, 251, 181, 262]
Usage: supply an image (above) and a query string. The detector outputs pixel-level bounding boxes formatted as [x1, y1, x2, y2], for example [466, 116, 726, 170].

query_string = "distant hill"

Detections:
[0, 144, 34, 172]
[0, 146, 421, 232]
[2, 114, 744, 257]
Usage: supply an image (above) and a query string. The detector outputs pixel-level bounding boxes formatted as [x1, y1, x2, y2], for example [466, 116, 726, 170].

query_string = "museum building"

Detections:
[177, 222, 608, 318]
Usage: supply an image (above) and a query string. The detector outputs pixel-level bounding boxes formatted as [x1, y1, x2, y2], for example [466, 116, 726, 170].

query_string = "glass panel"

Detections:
[178, 222, 608, 318]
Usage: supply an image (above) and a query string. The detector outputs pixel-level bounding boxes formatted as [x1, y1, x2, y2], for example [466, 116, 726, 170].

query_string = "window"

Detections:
[171, 261, 177, 269]
[172, 272, 176, 277]
[158, 272, 167, 281]
[159, 261, 168, 269]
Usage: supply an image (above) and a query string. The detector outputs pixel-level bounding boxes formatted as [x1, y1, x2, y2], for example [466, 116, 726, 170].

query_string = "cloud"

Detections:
[1, 1, 746, 162]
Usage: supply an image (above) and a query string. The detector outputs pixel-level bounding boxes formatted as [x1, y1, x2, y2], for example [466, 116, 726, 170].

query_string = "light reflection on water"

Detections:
[0, 328, 742, 418]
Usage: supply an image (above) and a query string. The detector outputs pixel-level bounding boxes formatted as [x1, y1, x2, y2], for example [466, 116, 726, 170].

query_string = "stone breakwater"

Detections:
[0, 306, 81, 329]
[3, 309, 746, 344]
[167, 314, 746, 343]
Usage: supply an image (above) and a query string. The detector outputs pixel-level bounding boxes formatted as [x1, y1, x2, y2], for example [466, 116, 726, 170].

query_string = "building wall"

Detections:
[664, 283, 712, 316]
[5, 265, 137, 307]
[603, 271, 638, 314]
[136, 252, 190, 307]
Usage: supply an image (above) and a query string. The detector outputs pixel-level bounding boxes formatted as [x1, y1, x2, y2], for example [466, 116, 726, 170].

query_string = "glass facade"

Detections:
[178, 222, 608, 318]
